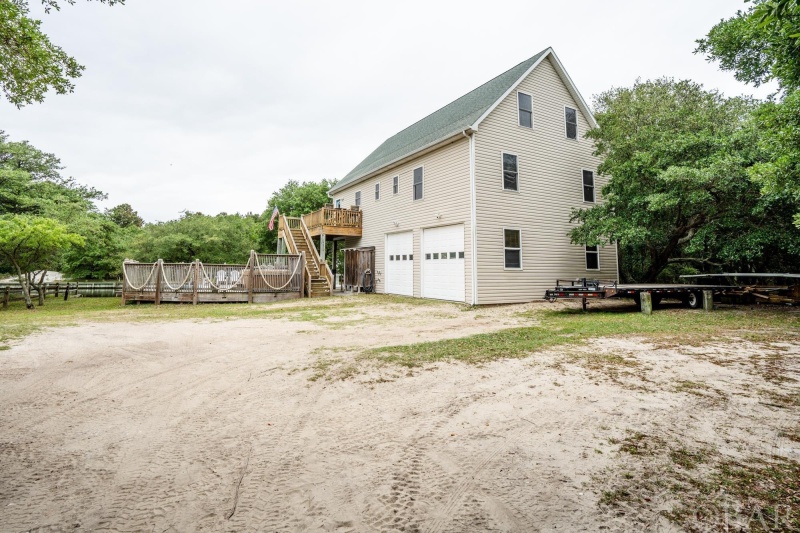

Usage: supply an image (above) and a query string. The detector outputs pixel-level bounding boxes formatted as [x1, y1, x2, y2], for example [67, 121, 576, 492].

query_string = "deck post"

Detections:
[319, 232, 326, 263]
[192, 259, 200, 305]
[702, 290, 714, 312]
[154, 259, 163, 306]
[332, 239, 338, 290]
[640, 292, 652, 315]
[248, 250, 255, 304]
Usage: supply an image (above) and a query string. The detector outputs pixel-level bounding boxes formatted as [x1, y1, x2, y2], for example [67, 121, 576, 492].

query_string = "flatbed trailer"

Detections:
[544, 279, 737, 310]
[545, 273, 800, 310]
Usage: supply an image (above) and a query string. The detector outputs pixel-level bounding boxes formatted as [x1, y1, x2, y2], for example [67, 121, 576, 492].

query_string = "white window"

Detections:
[393, 176, 399, 194]
[565, 107, 577, 139]
[413, 167, 423, 200]
[335, 199, 342, 208]
[504, 229, 522, 269]
[355, 191, 361, 207]
[502, 152, 518, 191]
[583, 170, 595, 202]
[585, 245, 600, 270]
[375, 182, 380, 200]
[518, 92, 533, 128]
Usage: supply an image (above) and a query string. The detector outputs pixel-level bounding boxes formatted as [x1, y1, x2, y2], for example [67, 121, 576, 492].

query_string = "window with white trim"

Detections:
[375, 182, 380, 200]
[585, 245, 599, 270]
[502, 153, 518, 191]
[413, 167, 423, 200]
[565, 107, 577, 139]
[392, 176, 399, 194]
[335, 199, 341, 208]
[518, 92, 532, 128]
[504, 229, 521, 269]
[355, 191, 361, 207]
[583, 170, 595, 202]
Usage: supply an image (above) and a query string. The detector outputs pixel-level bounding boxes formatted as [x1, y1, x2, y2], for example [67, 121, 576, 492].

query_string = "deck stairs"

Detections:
[282, 216, 332, 298]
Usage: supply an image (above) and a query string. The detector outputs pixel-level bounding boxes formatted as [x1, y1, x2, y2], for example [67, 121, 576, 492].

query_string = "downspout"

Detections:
[463, 129, 478, 305]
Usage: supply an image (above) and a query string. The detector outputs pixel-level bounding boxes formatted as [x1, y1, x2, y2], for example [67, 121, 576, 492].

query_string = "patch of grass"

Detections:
[674, 380, 709, 396]
[363, 306, 799, 370]
[600, 488, 633, 506]
[0, 293, 434, 348]
[669, 448, 707, 470]
[663, 458, 800, 532]
[617, 432, 665, 456]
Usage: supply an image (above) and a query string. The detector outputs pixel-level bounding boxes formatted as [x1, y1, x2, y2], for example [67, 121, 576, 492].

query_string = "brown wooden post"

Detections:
[54, 282, 60, 298]
[247, 250, 255, 304]
[300, 251, 305, 297]
[154, 259, 163, 306]
[2, 287, 9, 309]
[702, 290, 714, 312]
[640, 292, 653, 315]
[64, 282, 70, 301]
[192, 259, 200, 305]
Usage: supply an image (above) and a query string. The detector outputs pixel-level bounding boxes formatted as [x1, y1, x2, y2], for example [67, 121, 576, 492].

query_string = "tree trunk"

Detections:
[35, 271, 47, 306]
[12, 264, 34, 310]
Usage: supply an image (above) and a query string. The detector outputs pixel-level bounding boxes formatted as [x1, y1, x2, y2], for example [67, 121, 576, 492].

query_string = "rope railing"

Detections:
[121, 252, 306, 304]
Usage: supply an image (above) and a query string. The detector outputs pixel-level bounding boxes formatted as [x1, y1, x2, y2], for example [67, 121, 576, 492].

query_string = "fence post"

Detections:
[640, 292, 653, 315]
[193, 259, 200, 305]
[64, 282, 70, 301]
[2, 287, 9, 309]
[248, 250, 255, 304]
[54, 282, 60, 298]
[154, 259, 163, 306]
[300, 252, 307, 298]
[702, 290, 714, 312]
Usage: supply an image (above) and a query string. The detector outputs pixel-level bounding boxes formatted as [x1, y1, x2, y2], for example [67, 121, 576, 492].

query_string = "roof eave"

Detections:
[329, 128, 475, 195]
[470, 48, 598, 130]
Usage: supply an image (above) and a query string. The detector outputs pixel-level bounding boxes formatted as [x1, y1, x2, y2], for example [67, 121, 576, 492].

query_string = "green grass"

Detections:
[363, 306, 800, 368]
[0, 293, 463, 349]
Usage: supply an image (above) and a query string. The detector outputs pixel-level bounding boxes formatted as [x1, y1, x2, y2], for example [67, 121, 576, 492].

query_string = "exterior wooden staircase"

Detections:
[280, 216, 332, 298]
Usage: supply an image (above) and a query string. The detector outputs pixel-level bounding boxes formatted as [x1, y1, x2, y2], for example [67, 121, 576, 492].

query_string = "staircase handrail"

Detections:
[299, 216, 334, 290]
[282, 215, 313, 297]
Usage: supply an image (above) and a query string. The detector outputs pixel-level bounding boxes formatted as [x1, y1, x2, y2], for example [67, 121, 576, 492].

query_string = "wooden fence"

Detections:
[0, 282, 95, 308]
[122, 251, 306, 304]
[343, 247, 375, 292]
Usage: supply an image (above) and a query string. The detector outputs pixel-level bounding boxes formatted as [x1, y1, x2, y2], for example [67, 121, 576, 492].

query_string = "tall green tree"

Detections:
[105, 203, 143, 228]
[0, 0, 123, 107]
[0, 214, 83, 308]
[697, 0, 800, 223]
[569, 78, 800, 282]
[258, 179, 335, 254]
[129, 211, 260, 264]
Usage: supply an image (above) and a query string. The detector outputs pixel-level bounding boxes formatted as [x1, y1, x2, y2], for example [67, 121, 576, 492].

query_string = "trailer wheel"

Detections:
[685, 292, 701, 309]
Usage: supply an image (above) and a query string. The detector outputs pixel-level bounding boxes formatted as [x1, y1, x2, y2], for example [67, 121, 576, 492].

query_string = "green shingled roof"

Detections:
[331, 48, 550, 193]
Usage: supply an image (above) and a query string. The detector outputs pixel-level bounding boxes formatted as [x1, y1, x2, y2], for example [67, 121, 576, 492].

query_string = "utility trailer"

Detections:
[544, 279, 735, 311]
[545, 273, 800, 311]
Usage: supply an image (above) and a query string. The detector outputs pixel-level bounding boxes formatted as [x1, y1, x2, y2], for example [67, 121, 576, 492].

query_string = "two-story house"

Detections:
[326, 47, 617, 304]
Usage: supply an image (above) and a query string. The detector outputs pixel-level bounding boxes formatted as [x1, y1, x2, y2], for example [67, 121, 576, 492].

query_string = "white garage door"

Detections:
[386, 231, 414, 296]
[422, 224, 465, 302]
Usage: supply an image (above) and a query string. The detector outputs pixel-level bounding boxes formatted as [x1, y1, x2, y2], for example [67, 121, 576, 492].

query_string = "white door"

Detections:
[422, 224, 465, 302]
[386, 231, 414, 296]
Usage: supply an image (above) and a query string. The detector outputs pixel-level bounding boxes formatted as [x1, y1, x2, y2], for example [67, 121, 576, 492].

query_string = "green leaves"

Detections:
[572, 78, 800, 282]
[0, 214, 84, 272]
[0, 0, 123, 107]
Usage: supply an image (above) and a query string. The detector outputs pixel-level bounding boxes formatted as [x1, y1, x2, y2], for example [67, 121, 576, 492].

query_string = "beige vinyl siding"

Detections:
[473, 56, 617, 304]
[334, 137, 472, 302]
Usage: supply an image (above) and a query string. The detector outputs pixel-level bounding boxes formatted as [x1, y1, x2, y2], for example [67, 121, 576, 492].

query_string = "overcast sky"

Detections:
[2, 0, 775, 222]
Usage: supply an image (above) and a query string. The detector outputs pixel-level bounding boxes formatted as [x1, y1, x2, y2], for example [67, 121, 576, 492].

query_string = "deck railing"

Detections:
[122, 251, 305, 304]
[302, 206, 362, 230]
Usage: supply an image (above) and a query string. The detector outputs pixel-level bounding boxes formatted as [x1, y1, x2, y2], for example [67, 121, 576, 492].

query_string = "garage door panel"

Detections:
[423, 225, 465, 302]
[386, 232, 413, 296]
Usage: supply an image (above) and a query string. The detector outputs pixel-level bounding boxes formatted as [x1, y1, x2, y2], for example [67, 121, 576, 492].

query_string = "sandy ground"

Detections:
[1, 299, 798, 532]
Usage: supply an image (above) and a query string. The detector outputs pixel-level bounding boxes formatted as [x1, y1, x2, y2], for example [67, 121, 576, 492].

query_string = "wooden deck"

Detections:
[122, 253, 305, 304]
[301, 206, 362, 237]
